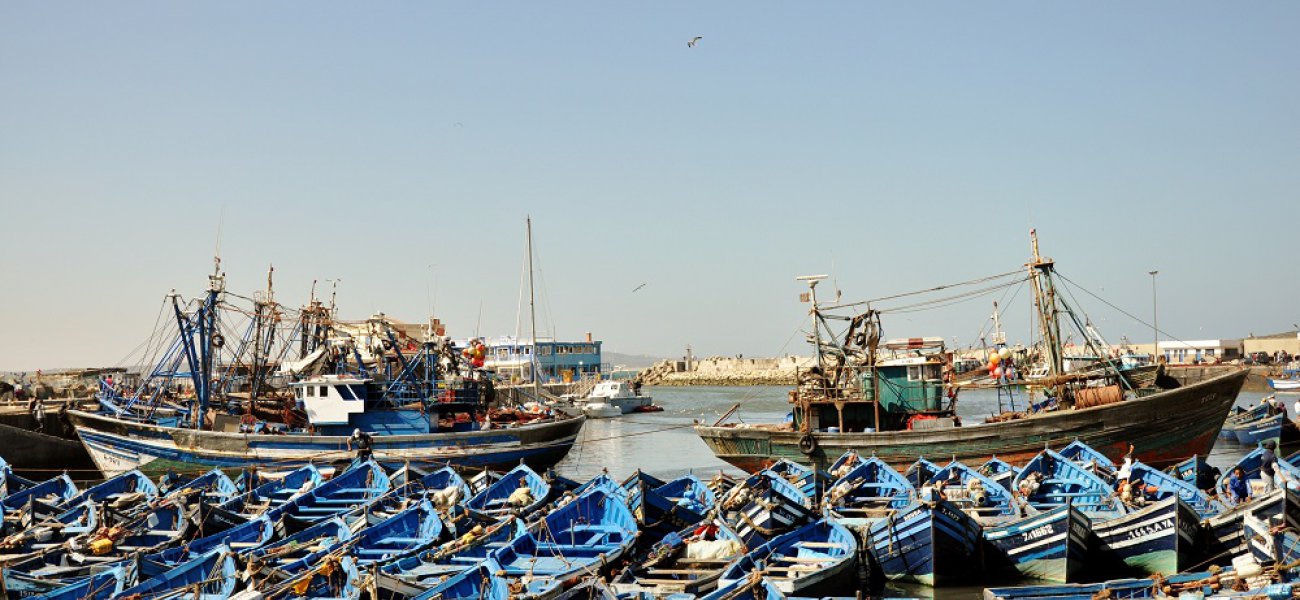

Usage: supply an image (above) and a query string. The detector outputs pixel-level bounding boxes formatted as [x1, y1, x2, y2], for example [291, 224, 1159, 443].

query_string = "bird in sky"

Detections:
[632, 283, 647, 293]
[687, 36, 702, 48]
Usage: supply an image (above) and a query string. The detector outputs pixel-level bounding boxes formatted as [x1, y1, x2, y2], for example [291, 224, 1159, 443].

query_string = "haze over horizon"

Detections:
[3, 3, 1298, 372]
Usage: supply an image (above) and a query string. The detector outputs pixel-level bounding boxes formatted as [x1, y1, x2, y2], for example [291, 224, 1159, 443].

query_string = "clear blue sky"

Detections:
[2, 2, 1298, 370]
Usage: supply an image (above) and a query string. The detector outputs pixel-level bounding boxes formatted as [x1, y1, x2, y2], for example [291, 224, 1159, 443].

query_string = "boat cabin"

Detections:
[290, 375, 487, 436]
[589, 380, 640, 399]
[793, 337, 956, 434]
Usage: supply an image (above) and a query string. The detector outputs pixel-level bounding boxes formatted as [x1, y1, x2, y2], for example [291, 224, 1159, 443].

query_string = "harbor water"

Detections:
[556, 385, 1277, 599]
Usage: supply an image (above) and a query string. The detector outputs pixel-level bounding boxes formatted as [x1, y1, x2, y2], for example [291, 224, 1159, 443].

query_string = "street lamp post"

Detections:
[1149, 271, 1159, 363]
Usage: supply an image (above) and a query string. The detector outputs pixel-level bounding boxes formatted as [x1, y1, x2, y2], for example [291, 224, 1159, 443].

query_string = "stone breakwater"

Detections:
[640, 355, 812, 386]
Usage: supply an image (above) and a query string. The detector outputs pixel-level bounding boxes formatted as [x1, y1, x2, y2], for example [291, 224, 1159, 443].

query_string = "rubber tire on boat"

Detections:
[212, 334, 224, 348]
[798, 432, 818, 454]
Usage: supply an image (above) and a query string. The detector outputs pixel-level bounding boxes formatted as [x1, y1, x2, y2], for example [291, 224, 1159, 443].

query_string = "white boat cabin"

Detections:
[291, 375, 372, 426]
[589, 380, 641, 399]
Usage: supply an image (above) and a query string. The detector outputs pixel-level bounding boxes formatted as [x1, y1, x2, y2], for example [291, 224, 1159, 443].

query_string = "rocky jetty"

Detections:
[640, 355, 811, 386]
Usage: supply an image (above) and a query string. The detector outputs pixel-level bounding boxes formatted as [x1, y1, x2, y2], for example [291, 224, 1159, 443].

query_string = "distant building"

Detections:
[1243, 331, 1300, 358]
[475, 335, 604, 384]
[1157, 339, 1242, 364]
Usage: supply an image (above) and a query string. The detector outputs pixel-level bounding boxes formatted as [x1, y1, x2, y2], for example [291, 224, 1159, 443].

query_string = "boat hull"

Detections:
[696, 367, 1246, 473]
[983, 505, 1090, 583]
[67, 410, 585, 478]
[866, 500, 982, 586]
[1090, 496, 1200, 577]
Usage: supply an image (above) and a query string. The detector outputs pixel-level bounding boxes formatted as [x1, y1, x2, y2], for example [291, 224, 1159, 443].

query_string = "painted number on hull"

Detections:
[1126, 518, 1172, 541]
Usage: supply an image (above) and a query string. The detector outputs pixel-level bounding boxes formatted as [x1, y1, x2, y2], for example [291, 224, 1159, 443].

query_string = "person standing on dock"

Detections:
[347, 428, 373, 461]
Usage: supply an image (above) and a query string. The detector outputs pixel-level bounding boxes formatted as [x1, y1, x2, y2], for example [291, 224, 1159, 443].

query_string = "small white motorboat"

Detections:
[582, 401, 622, 419]
[587, 381, 652, 414]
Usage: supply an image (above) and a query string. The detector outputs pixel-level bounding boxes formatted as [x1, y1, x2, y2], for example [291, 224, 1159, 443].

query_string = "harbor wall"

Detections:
[640, 355, 812, 386]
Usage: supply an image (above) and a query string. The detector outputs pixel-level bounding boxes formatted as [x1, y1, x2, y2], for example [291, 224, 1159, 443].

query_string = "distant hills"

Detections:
[603, 351, 668, 370]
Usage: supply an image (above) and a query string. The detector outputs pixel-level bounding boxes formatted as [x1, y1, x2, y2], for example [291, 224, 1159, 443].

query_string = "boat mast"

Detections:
[527, 217, 541, 401]
[1027, 230, 1064, 392]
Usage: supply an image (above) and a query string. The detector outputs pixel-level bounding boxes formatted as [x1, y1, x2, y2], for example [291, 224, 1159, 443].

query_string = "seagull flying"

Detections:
[687, 36, 702, 48]
[632, 283, 647, 293]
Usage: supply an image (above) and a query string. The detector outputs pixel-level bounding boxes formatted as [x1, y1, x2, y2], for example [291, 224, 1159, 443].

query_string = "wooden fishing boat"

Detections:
[904, 457, 942, 488]
[634, 473, 717, 542]
[1166, 454, 1217, 491]
[766, 459, 824, 504]
[1012, 449, 1125, 520]
[404, 464, 472, 513]
[144, 514, 275, 568]
[1057, 439, 1116, 483]
[716, 519, 857, 596]
[245, 516, 352, 575]
[0, 501, 98, 560]
[609, 518, 748, 597]
[983, 569, 1228, 600]
[465, 463, 550, 520]
[1221, 404, 1268, 441]
[260, 554, 361, 600]
[277, 460, 391, 532]
[929, 460, 1019, 525]
[621, 470, 666, 517]
[977, 457, 1021, 492]
[865, 497, 983, 586]
[1235, 413, 1287, 445]
[1090, 495, 1201, 577]
[378, 515, 525, 594]
[821, 456, 913, 523]
[1, 474, 76, 524]
[26, 564, 127, 600]
[162, 467, 239, 506]
[696, 236, 1248, 474]
[1201, 487, 1300, 565]
[212, 463, 324, 525]
[1125, 460, 1226, 519]
[71, 269, 584, 480]
[1216, 447, 1300, 507]
[407, 559, 509, 600]
[719, 470, 813, 547]
[348, 499, 444, 566]
[489, 489, 637, 597]
[983, 504, 1091, 583]
[1, 547, 130, 596]
[45, 468, 156, 516]
[117, 545, 238, 599]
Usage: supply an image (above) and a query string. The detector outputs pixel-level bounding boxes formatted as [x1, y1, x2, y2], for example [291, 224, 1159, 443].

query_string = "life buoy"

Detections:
[212, 334, 225, 348]
[798, 433, 818, 454]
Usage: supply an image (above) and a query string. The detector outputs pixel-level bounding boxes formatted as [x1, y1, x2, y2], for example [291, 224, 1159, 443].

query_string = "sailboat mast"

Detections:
[527, 217, 541, 400]
[1027, 230, 1064, 386]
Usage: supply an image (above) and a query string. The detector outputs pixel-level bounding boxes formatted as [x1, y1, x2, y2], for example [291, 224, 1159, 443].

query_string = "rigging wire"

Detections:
[823, 268, 1026, 310]
[1055, 272, 1196, 351]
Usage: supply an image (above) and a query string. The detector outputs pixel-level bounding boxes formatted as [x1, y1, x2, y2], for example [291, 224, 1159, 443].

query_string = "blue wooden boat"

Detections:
[1216, 446, 1300, 507]
[1090, 495, 1201, 577]
[490, 489, 637, 592]
[929, 460, 1018, 524]
[1057, 440, 1116, 483]
[348, 498, 444, 566]
[827, 449, 863, 479]
[1125, 460, 1225, 519]
[983, 504, 1091, 583]
[27, 565, 127, 600]
[407, 464, 473, 511]
[637, 473, 716, 541]
[277, 460, 392, 532]
[1201, 485, 1300, 565]
[1011, 449, 1126, 520]
[213, 463, 324, 525]
[701, 577, 789, 600]
[1, 474, 76, 524]
[465, 463, 550, 519]
[408, 559, 509, 600]
[271, 554, 361, 600]
[721, 470, 814, 547]
[904, 457, 942, 488]
[246, 516, 353, 575]
[865, 498, 983, 586]
[1, 547, 130, 596]
[609, 518, 748, 597]
[43, 469, 156, 517]
[716, 519, 857, 596]
[378, 514, 526, 594]
[978, 457, 1021, 492]
[143, 514, 275, 569]
[117, 545, 238, 599]
[1166, 454, 1217, 491]
[102, 501, 192, 554]
[0, 501, 98, 556]
[767, 458, 824, 505]
[1236, 414, 1286, 445]
[162, 467, 239, 504]
[822, 456, 913, 522]
[1221, 405, 1263, 440]
[622, 470, 667, 517]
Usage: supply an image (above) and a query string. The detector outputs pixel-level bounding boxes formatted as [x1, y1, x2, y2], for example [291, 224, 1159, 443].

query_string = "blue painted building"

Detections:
[473, 335, 605, 384]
